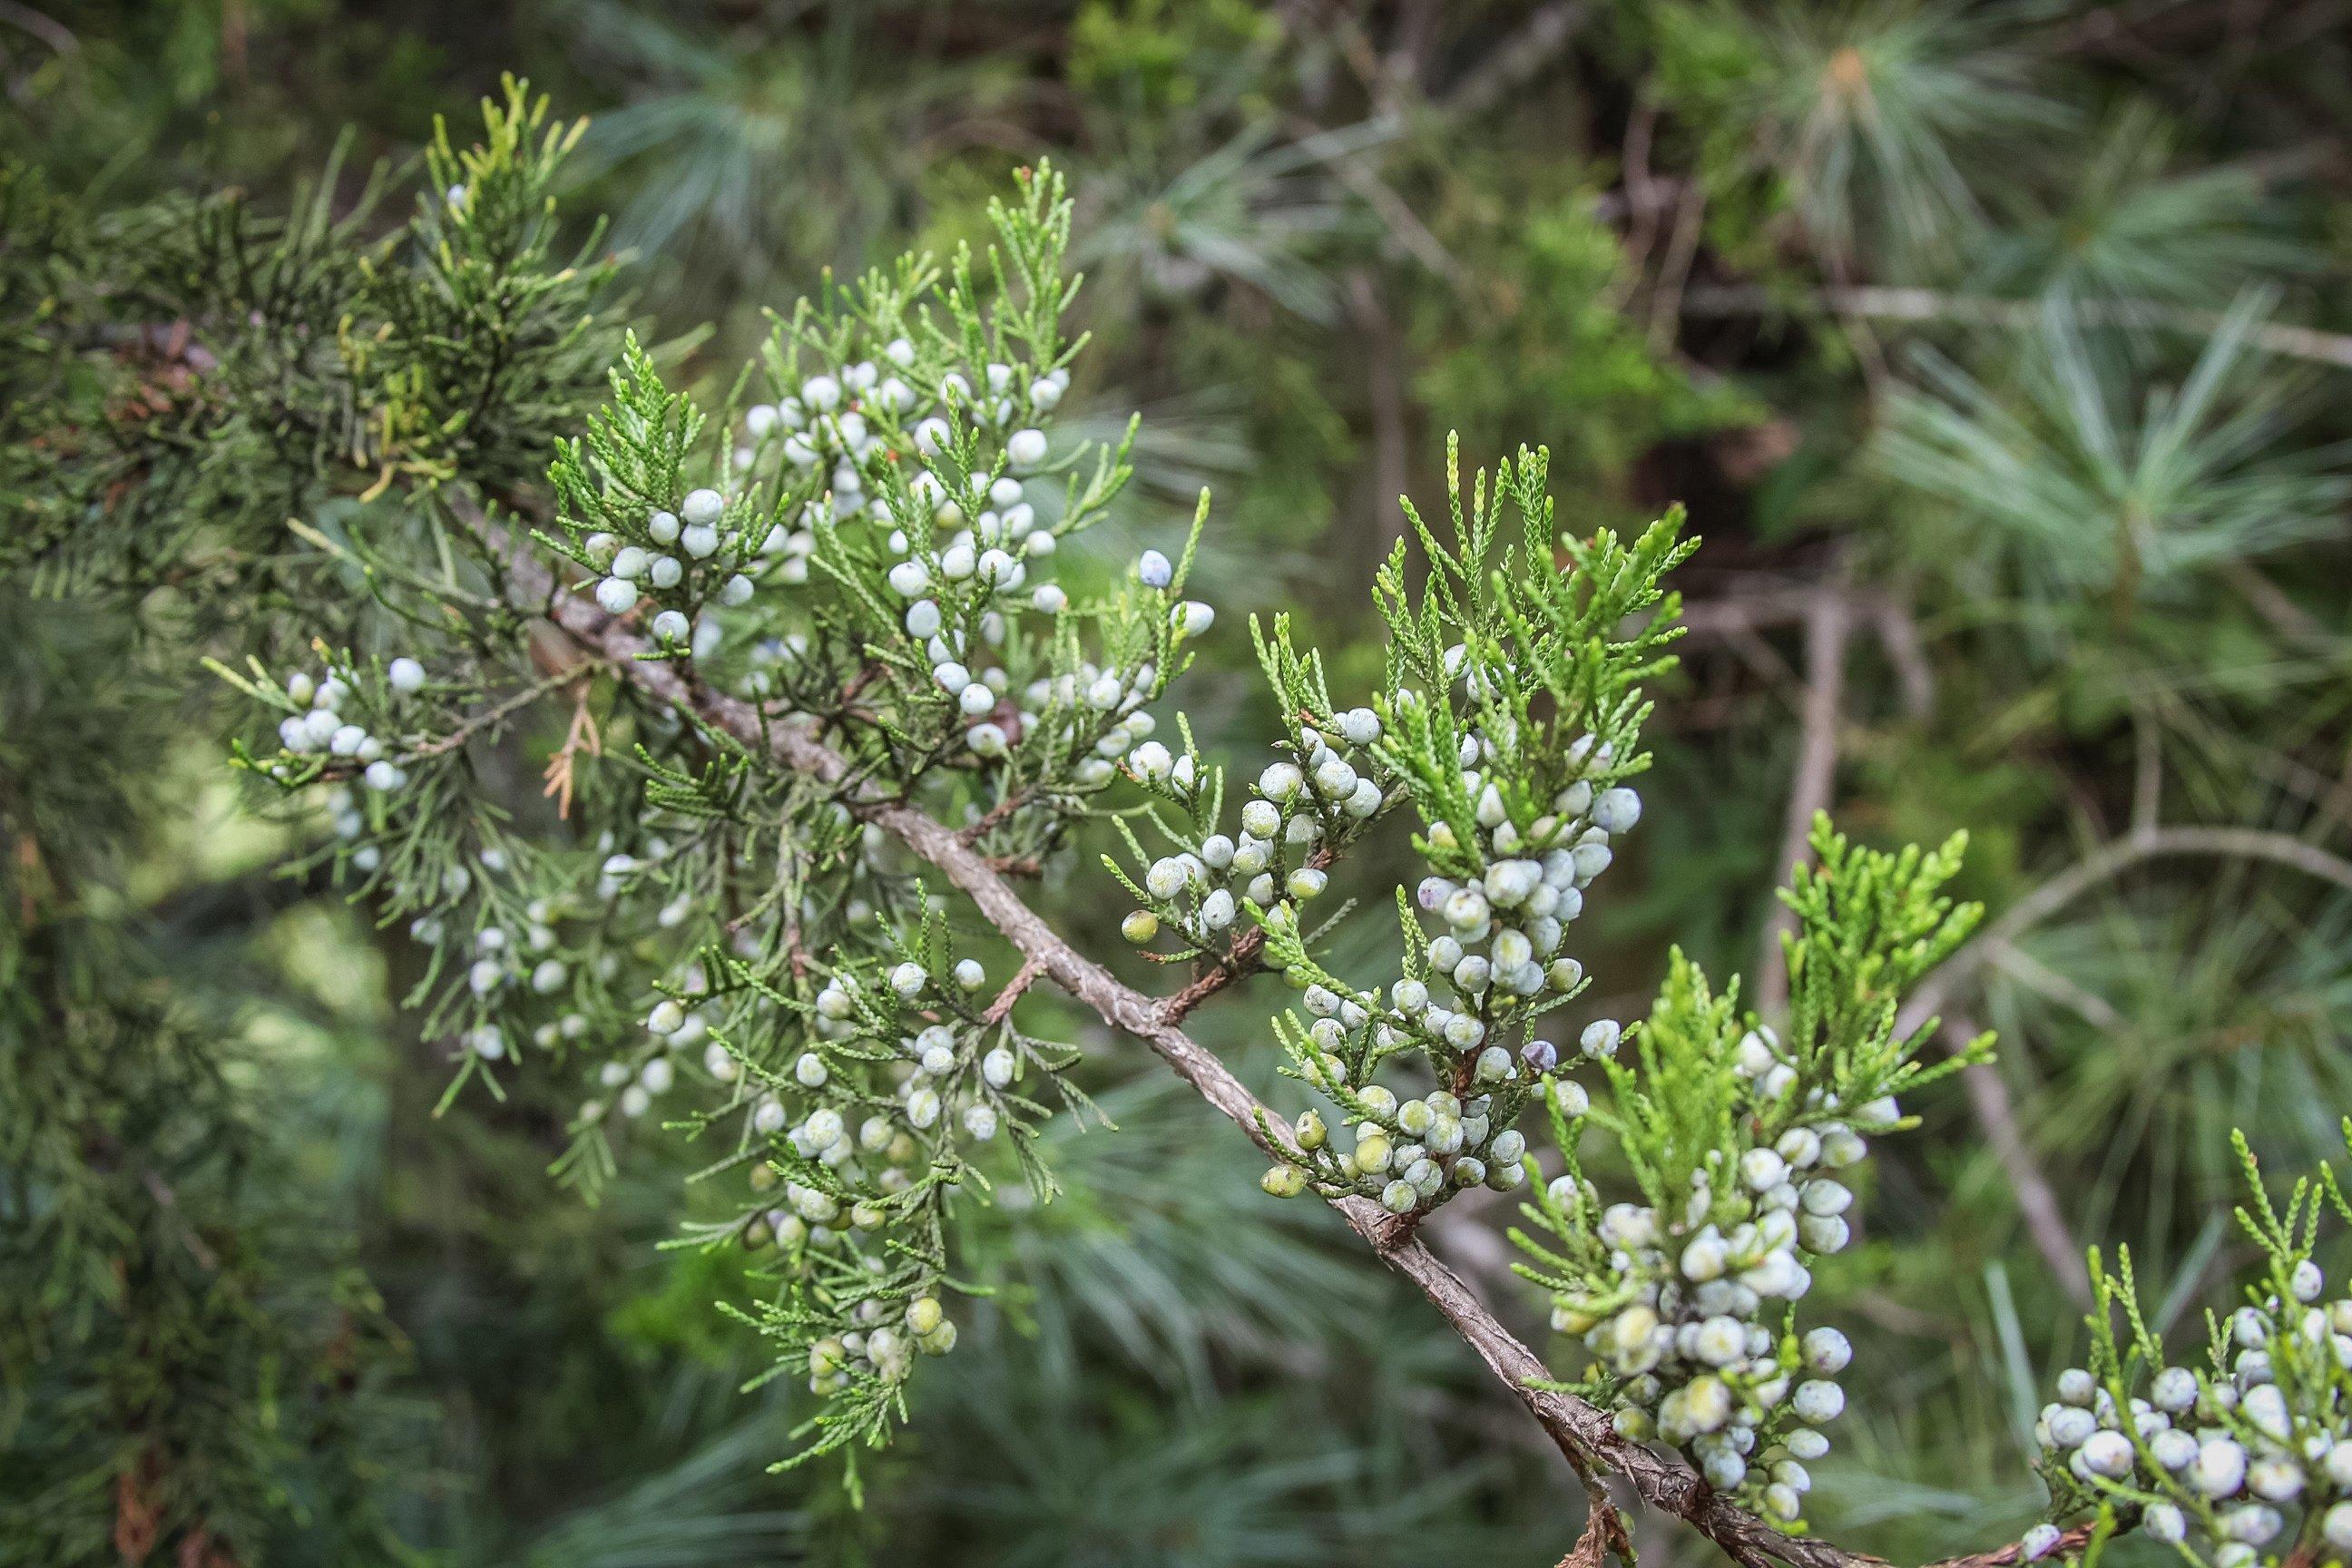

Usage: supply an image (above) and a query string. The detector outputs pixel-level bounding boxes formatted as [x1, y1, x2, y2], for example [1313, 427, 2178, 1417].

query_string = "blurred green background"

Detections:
[7, 1, 2352, 1563]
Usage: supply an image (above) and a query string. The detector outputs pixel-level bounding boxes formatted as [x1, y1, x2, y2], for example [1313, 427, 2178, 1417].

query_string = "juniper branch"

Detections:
[464, 487, 1996, 1568]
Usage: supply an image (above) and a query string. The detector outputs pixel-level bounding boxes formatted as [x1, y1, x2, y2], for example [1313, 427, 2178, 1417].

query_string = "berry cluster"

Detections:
[1248, 726, 1641, 1219]
[1531, 1031, 1889, 1519]
[257, 654, 429, 793]
[1113, 704, 1383, 957]
[2030, 1249, 2352, 1565]
[707, 942, 1083, 1405]
[583, 484, 756, 652]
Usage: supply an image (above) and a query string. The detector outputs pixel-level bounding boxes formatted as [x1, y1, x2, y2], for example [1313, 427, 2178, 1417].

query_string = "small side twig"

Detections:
[1757, 589, 1851, 1016]
[981, 956, 1045, 1025]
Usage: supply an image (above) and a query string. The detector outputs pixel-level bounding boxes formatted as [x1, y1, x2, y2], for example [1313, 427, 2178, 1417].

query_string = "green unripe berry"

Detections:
[1122, 910, 1160, 944]
[1261, 1163, 1308, 1198]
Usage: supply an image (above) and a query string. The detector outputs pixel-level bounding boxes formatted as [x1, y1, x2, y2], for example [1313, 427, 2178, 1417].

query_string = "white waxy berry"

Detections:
[681, 523, 720, 559]
[1802, 1327, 1852, 1375]
[648, 509, 681, 543]
[2020, 1525, 2062, 1562]
[888, 560, 930, 597]
[652, 610, 689, 643]
[1740, 1147, 1788, 1191]
[1007, 427, 1048, 468]
[2192, 1438, 2248, 1497]
[681, 488, 725, 525]
[2149, 1366, 2198, 1413]
[1592, 787, 1642, 833]
[387, 657, 426, 692]
[1791, 1380, 1845, 1424]
[1130, 740, 1174, 781]
[1137, 550, 1172, 590]
[2078, 1430, 2133, 1479]
[1032, 584, 1067, 613]
[801, 375, 840, 411]
[597, 577, 639, 614]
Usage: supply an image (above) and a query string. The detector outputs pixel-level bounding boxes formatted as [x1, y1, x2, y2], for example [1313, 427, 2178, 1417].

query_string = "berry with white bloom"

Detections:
[1130, 741, 1174, 782]
[681, 488, 725, 525]
[1136, 550, 1172, 590]
[387, 657, 426, 692]
[1007, 427, 1048, 468]
[596, 577, 640, 614]
[1791, 1380, 1845, 1424]
[2078, 1430, 2135, 1479]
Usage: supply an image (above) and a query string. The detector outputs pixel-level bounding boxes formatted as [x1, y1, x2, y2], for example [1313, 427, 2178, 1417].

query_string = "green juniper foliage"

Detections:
[6, 83, 2000, 1532]
[1508, 823, 1985, 1521]
[10, 7, 2352, 1563]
